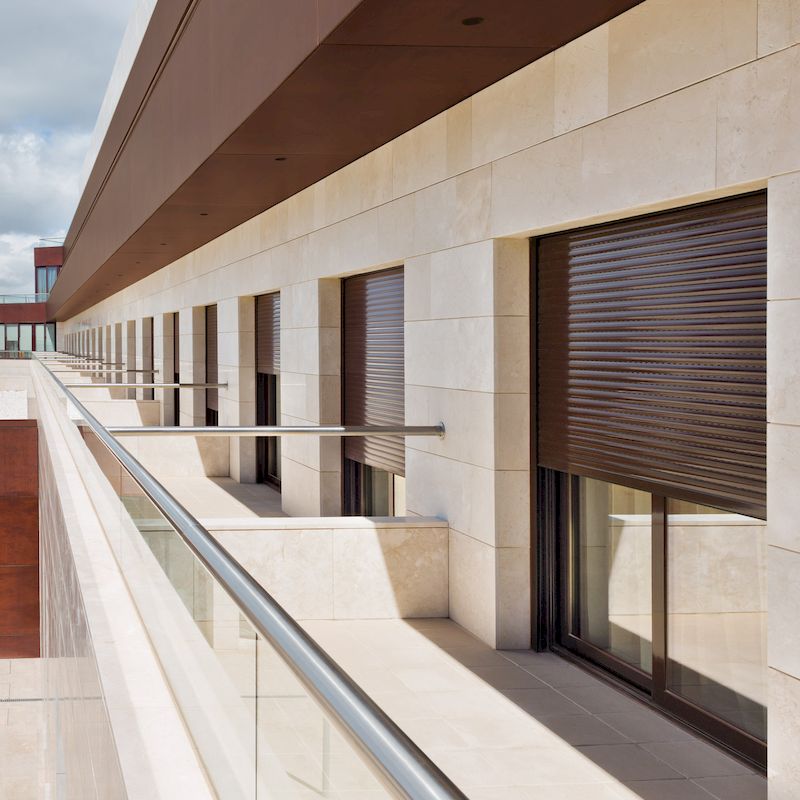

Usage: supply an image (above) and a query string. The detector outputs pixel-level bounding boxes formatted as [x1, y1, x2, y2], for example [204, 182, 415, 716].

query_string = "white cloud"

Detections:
[0, 0, 134, 294]
[0, 130, 90, 233]
[0, 233, 54, 295]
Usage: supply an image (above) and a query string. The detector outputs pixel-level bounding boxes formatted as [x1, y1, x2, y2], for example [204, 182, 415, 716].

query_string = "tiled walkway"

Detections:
[300, 618, 766, 800]
[0, 658, 46, 800]
[0, 631, 768, 799]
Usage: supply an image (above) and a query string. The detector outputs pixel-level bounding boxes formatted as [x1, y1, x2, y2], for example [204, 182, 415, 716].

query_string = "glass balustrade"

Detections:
[34, 358, 458, 800]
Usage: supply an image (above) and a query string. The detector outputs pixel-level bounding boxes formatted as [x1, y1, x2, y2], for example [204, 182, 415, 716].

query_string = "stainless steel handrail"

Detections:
[34, 358, 464, 800]
[107, 424, 445, 438]
[48, 369, 158, 374]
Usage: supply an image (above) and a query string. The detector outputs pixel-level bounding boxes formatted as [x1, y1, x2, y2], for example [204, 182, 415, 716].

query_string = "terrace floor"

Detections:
[299, 618, 767, 800]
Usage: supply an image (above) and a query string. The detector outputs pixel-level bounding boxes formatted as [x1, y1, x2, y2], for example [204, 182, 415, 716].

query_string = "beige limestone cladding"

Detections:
[608, 0, 757, 114]
[218, 296, 256, 482]
[758, 0, 800, 56]
[405, 238, 530, 646]
[769, 667, 800, 798]
[155, 312, 175, 424]
[125, 319, 136, 400]
[767, 423, 800, 552]
[179, 306, 206, 425]
[767, 299, 800, 425]
[393, 113, 448, 199]
[446, 99, 472, 177]
[132, 434, 230, 478]
[716, 45, 800, 187]
[280, 279, 342, 516]
[768, 171, 800, 300]
[135, 316, 153, 401]
[768, 546, 800, 679]
[471, 52, 554, 167]
[211, 518, 448, 620]
[448, 529, 496, 646]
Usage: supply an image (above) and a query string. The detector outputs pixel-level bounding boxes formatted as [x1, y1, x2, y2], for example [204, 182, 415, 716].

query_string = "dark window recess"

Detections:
[536, 192, 767, 519]
[173, 312, 180, 426]
[344, 459, 397, 516]
[256, 373, 281, 487]
[144, 318, 154, 401]
[256, 293, 281, 488]
[206, 305, 218, 426]
[342, 267, 405, 478]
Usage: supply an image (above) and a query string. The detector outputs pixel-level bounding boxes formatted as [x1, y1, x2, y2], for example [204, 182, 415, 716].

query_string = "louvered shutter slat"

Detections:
[343, 267, 405, 476]
[537, 192, 767, 518]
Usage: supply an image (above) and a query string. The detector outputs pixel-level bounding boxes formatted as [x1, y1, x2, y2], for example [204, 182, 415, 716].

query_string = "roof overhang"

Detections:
[48, 0, 644, 320]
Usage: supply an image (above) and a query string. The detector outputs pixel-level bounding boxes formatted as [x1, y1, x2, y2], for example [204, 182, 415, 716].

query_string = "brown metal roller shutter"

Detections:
[256, 293, 280, 374]
[343, 267, 405, 476]
[537, 192, 767, 518]
[173, 312, 180, 369]
[206, 304, 218, 411]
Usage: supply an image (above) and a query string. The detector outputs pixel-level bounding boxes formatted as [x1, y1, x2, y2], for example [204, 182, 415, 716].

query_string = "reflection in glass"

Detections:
[576, 477, 652, 673]
[666, 500, 767, 740]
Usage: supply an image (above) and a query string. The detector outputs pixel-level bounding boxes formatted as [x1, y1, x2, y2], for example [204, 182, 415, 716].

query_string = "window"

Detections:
[35, 265, 60, 295]
[666, 499, 767, 740]
[34, 324, 45, 352]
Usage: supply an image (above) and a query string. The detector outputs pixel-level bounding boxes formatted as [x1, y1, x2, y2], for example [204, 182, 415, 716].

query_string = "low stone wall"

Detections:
[209, 517, 449, 620]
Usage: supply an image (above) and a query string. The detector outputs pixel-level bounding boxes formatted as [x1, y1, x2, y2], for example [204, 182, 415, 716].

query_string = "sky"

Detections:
[0, 0, 135, 294]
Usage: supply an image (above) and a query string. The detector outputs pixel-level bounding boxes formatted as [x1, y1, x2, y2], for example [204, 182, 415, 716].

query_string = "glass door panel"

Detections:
[574, 477, 653, 674]
[666, 500, 768, 740]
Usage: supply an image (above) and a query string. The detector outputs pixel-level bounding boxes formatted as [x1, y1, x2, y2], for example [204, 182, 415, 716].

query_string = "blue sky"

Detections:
[0, 0, 134, 293]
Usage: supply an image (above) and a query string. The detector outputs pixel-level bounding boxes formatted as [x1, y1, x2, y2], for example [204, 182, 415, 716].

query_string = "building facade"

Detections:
[32, 0, 800, 796]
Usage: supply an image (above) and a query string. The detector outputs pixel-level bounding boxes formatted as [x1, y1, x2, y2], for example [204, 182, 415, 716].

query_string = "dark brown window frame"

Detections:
[530, 192, 769, 772]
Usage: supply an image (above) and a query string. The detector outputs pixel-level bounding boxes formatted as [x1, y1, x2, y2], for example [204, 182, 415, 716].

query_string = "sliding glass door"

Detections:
[555, 473, 767, 766]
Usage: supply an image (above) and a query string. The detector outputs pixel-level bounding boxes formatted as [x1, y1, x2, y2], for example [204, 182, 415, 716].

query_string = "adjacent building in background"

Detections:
[0, 245, 60, 354]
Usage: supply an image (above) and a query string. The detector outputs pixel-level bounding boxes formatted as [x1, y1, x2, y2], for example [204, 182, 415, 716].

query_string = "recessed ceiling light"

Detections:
[462, 16, 484, 26]
[274, 156, 287, 162]
[160, 243, 167, 246]
[200, 212, 209, 216]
